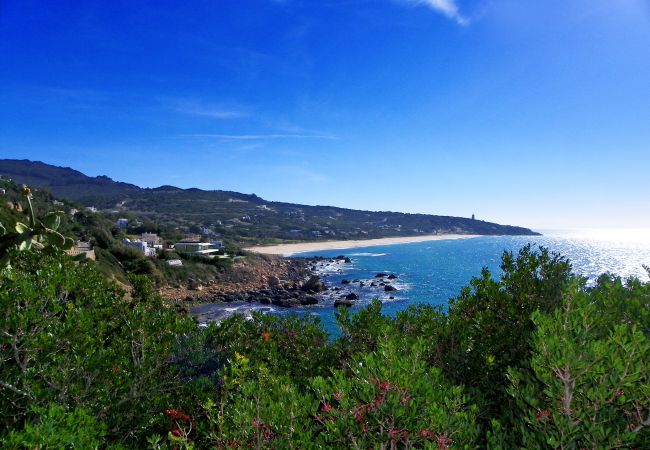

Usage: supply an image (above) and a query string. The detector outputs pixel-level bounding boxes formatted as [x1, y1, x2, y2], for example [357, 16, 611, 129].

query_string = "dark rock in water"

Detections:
[353, 279, 360, 283]
[389, 296, 394, 300]
[359, 281, 365, 287]
[272, 297, 301, 308]
[379, 282, 386, 286]
[303, 275, 326, 293]
[343, 257, 352, 263]
[301, 296, 318, 306]
[260, 297, 271, 305]
[370, 282, 377, 287]
[333, 287, 341, 291]
[341, 279, 351, 285]
[345, 292, 359, 300]
[335, 298, 355, 308]
[387, 274, 397, 280]
[384, 285, 397, 292]
[375, 273, 388, 278]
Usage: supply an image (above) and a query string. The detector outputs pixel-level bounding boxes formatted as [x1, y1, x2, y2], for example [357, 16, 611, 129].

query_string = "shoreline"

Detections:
[244, 234, 482, 256]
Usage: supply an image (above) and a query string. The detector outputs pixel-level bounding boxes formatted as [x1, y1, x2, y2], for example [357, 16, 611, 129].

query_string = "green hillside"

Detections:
[0, 159, 539, 244]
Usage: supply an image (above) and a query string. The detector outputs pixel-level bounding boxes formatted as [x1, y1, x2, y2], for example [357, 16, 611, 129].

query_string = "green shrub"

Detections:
[0, 250, 197, 446]
[2, 404, 107, 449]
[493, 281, 650, 448]
[208, 312, 336, 386]
[205, 354, 318, 449]
[443, 245, 575, 416]
[312, 339, 479, 449]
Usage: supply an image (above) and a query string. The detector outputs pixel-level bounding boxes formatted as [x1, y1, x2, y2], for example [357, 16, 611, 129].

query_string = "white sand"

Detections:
[244, 234, 481, 256]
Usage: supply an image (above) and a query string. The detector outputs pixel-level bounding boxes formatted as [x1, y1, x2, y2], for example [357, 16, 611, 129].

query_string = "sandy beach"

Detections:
[244, 234, 481, 256]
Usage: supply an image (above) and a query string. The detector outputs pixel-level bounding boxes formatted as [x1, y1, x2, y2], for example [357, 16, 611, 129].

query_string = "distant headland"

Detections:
[0, 159, 540, 245]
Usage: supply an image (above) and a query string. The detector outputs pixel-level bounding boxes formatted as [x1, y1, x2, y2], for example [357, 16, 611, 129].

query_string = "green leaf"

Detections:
[15, 222, 29, 233]
[18, 238, 32, 251]
[62, 237, 74, 250]
[46, 231, 66, 248]
[41, 211, 63, 230]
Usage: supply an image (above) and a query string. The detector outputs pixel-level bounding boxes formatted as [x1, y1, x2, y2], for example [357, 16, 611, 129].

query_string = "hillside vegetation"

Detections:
[0, 159, 539, 245]
[0, 178, 241, 288]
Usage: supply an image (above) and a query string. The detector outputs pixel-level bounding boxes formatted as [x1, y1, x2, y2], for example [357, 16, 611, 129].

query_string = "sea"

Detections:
[192, 229, 650, 336]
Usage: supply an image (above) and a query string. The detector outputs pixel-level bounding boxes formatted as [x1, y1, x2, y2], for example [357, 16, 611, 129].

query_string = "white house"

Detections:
[122, 239, 156, 257]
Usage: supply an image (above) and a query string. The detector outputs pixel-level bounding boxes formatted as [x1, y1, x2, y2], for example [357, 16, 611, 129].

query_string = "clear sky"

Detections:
[1, 0, 649, 230]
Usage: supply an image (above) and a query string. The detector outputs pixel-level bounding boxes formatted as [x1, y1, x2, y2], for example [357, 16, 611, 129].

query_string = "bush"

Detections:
[208, 312, 336, 386]
[493, 281, 650, 448]
[0, 250, 197, 446]
[312, 339, 479, 449]
[443, 245, 575, 416]
[2, 404, 107, 449]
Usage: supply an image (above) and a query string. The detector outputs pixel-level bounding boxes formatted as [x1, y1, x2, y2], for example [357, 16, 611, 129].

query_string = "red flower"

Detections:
[321, 404, 332, 412]
[261, 331, 271, 342]
[164, 409, 190, 423]
[535, 408, 551, 423]
[435, 433, 452, 450]
[379, 380, 391, 391]
[420, 429, 434, 439]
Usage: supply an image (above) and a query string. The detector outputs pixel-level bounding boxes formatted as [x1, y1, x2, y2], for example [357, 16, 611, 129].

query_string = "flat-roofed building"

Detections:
[173, 242, 215, 253]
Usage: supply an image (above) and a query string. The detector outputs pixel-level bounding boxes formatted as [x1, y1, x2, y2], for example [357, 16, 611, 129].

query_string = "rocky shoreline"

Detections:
[160, 255, 353, 309]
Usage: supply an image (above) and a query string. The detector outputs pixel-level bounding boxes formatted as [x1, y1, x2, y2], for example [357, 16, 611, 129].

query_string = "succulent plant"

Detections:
[0, 185, 74, 266]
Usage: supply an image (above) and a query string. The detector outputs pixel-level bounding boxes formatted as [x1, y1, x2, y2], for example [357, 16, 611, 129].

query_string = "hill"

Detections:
[0, 159, 540, 243]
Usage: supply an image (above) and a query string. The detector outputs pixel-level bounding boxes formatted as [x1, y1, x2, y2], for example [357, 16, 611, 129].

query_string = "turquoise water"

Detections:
[286, 229, 650, 334]
[194, 229, 650, 335]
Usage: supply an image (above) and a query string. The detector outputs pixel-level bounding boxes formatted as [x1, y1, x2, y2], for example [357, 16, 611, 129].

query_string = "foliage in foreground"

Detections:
[1, 245, 649, 448]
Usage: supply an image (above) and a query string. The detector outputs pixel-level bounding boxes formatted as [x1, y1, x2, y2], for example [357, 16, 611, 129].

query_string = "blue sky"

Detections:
[1, 0, 649, 229]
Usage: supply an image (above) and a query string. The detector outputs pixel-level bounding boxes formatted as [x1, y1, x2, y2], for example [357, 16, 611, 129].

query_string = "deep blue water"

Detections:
[193, 229, 650, 335]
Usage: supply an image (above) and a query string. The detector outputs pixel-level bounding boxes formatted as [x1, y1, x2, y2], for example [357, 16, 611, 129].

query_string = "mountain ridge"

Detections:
[0, 159, 540, 242]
